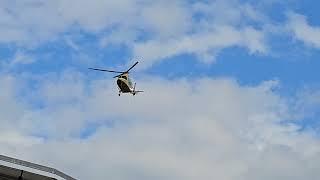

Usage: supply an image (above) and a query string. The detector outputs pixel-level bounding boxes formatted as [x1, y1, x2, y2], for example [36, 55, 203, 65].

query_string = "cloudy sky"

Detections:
[0, 0, 320, 179]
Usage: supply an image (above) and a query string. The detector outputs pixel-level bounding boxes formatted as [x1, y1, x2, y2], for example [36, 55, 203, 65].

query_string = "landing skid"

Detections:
[118, 90, 141, 96]
[117, 92, 134, 96]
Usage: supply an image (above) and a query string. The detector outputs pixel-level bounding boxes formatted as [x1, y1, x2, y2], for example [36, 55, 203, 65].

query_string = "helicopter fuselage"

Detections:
[116, 73, 133, 93]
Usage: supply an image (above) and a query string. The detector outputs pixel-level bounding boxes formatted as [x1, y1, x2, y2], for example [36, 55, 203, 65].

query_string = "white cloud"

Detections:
[0, 0, 139, 45]
[0, 131, 43, 148]
[9, 51, 36, 66]
[0, 75, 27, 131]
[133, 26, 266, 68]
[58, 0, 138, 32]
[140, 0, 192, 38]
[6, 1, 320, 70]
[0, 72, 320, 179]
[192, 1, 267, 26]
[287, 12, 320, 48]
[0, 0, 269, 68]
[131, 0, 268, 68]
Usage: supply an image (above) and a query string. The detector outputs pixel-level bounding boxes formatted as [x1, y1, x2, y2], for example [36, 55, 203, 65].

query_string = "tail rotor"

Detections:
[132, 82, 143, 96]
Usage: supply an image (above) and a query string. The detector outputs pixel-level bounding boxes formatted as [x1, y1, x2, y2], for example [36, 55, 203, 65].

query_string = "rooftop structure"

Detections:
[0, 155, 76, 180]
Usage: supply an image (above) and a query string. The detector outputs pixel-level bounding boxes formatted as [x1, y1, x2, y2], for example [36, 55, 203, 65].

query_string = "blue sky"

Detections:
[0, 0, 320, 179]
[1, 0, 319, 87]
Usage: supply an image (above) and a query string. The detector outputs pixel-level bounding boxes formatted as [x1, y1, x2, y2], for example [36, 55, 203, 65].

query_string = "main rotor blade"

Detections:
[126, 61, 139, 72]
[88, 68, 124, 73]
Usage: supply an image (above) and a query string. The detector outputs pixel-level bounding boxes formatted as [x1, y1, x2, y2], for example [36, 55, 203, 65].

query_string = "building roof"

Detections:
[0, 164, 56, 180]
[0, 155, 76, 180]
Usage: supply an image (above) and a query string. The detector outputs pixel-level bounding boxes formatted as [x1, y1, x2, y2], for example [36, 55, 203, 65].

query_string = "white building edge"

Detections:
[0, 154, 76, 180]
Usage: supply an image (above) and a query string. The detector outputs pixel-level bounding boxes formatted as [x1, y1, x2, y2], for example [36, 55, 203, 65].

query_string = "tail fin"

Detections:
[132, 83, 143, 95]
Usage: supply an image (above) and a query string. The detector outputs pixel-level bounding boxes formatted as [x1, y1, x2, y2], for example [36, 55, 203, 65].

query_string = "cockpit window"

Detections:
[121, 76, 127, 80]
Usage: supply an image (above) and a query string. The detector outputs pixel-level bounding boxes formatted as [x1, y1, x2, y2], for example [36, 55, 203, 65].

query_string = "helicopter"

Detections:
[89, 61, 143, 96]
